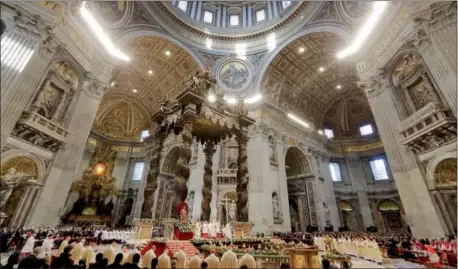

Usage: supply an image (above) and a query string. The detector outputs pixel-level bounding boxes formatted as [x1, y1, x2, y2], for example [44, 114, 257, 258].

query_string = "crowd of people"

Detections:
[1, 226, 457, 268]
[1, 227, 137, 254]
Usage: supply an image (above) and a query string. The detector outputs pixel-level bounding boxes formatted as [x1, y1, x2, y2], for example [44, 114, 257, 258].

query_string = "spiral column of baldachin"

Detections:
[200, 141, 215, 221]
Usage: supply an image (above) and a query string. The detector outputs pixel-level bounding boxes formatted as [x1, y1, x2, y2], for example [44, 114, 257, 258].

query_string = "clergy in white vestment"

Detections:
[70, 238, 86, 264]
[81, 242, 97, 268]
[221, 247, 238, 269]
[157, 250, 171, 269]
[55, 236, 71, 257]
[121, 246, 130, 265]
[127, 246, 142, 264]
[21, 232, 35, 258]
[205, 250, 220, 269]
[194, 222, 202, 239]
[202, 222, 209, 238]
[143, 247, 157, 269]
[103, 241, 117, 265]
[209, 222, 217, 238]
[42, 234, 54, 257]
[188, 253, 202, 269]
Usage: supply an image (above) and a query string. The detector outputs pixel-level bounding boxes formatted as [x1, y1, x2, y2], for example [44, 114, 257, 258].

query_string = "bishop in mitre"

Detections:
[55, 236, 71, 258]
[142, 246, 157, 269]
[103, 241, 117, 265]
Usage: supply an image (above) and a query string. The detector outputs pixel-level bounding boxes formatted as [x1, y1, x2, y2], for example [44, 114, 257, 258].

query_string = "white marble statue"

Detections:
[194, 222, 201, 239]
[323, 203, 331, 226]
[1, 168, 34, 211]
[272, 193, 283, 221]
[228, 201, 237, 221]
[223, 223, 232, 239]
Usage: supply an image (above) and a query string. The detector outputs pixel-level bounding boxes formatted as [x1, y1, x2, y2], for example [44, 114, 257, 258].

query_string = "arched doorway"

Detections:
[1, 155, 40, 228]
[377, 199, 403, 233]
[154, 146, 181, 220]
[429, 157, 457, 234]
[219, 191, 237, 226]
[340, 200, 358, 231]
[285, 147, 316, 232]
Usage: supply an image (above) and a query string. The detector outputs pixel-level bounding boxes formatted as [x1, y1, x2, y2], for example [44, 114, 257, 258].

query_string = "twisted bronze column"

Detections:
[141, 135, 165, 218]
[236, 129, 249, 221]
[172, 105, 196, 214]
[200, 140, 215, 221]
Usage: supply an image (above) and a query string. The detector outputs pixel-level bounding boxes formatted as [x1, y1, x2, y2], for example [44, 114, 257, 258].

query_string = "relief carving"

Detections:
[392, 54, 420, 84]
[434, 158, 457, 187]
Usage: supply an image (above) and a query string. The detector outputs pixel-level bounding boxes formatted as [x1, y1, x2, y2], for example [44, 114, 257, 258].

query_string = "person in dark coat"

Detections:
[107, 253, 123, 268]
[89, 253, 104, 269]
[2, 252, 20, 268]
[123, 253, 140, 268]
[51, 246, 73, 268]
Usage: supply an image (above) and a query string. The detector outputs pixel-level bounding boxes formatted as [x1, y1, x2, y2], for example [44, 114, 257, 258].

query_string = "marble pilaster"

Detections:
[316, 156, 341, 230]
[345, 157, 375, 228]
[361, 70, 447, 238]
[27, 76, 106, 226]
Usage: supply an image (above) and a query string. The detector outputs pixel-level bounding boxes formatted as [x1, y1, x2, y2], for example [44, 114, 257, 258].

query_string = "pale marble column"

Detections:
[345, 157, 375, 228]
[12, 184, 40, 228]
[361, 70, 447, 238]
[297, 195, 306, 232]
[133, 155, 150, 218]
[1, 24, 59, 149]
[316, 155, 340, 230]
[27, 76, 106, 226]
[276, 137, 292, 232]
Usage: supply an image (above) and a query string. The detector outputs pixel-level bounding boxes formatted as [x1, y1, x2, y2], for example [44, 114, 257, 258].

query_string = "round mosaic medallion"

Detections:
[217, 59, 251, 92]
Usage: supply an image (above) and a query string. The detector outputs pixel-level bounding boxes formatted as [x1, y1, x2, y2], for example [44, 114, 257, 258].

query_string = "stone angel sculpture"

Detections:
[1, 168, 34, 211]
[186, 69, 216, 95]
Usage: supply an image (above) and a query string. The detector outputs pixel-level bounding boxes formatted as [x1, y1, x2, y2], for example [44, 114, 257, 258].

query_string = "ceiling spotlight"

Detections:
[132, 89, 138, 93]
[226, 97, 237, 105]
[298, 47, 305, 53]
[148, 70, 153, 75]
[318, 67, 325, 72]
[287, 113, 310, 128]
[165, 50, 171, 56]
[110, 82, 115, 87]
[207, 94, 216, 103]
[336, 85, 342, 90]
[244, 94, 262, 104]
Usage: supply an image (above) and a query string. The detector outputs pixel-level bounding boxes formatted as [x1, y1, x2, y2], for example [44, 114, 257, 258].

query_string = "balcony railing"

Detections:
[217, 169, 237, 185]
[13, 112, 70, 152]
[400, 102, 456, 154]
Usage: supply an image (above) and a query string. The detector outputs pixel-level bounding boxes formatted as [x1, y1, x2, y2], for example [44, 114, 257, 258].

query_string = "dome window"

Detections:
[140, 130, 150, 142]
[229, 14, 240, 26]
[282, 1, 291, 9]
[370, 159, 389, 180]
[256, 9, 266, 22]
[132, 162, 145, 181]
[177, 1, 188, 12]
[324, 128, 334, 139]
[203, 10, 214, 24]
[359, 124, 373, 136]
[329, 162, 342, 182]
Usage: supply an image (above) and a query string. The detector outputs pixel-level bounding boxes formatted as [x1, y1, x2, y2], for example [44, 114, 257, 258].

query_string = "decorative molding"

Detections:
[84, 72, 108, 99]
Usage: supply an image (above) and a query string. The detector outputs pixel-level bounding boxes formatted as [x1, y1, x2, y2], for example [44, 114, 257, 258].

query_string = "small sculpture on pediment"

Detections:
[158, 94, 181, 114]
[393, 54, 420, 82]
[187, 69, 216, 95]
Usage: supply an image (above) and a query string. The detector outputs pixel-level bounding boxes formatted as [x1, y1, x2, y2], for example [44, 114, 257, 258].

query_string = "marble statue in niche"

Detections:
[272, 192, 283, 224]
[269, 136, 277, 163]
[0, 168, 34, 211]
[434, 158, 457, 186]
[393, 54, 420, 82]
[409, 85, 436, 110]
[33, 83, 63, 119]
[228, 200, 237, 221]
[323, 202, 331, 226]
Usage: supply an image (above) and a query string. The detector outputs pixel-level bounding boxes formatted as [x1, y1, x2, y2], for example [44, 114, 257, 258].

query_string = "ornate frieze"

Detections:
[360, 68, 390, 99]
[400, 102, 456, 155]
[11, 112, 70, 152]
[84, 72, 108, 99]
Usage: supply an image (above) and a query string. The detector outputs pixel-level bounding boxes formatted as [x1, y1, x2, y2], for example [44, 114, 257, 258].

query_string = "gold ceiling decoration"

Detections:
[323, 94, 375, 138]
[1, 156, 38, 179]
[261, 32, 358, 126]
[340, 200, 353, 211]
[434, 158, 457, 187]
[113, 36, 200, 109]
[93, 95, 150, 141]
[378, 199, 400, 212]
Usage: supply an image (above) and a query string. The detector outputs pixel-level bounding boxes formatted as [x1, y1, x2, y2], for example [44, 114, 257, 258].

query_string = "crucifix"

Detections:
[221, 195, 232, 224]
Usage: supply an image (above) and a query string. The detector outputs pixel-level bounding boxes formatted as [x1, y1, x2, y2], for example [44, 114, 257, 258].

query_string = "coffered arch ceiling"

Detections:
[93, 36, 201, 140]
[261, 32, 362, 127]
